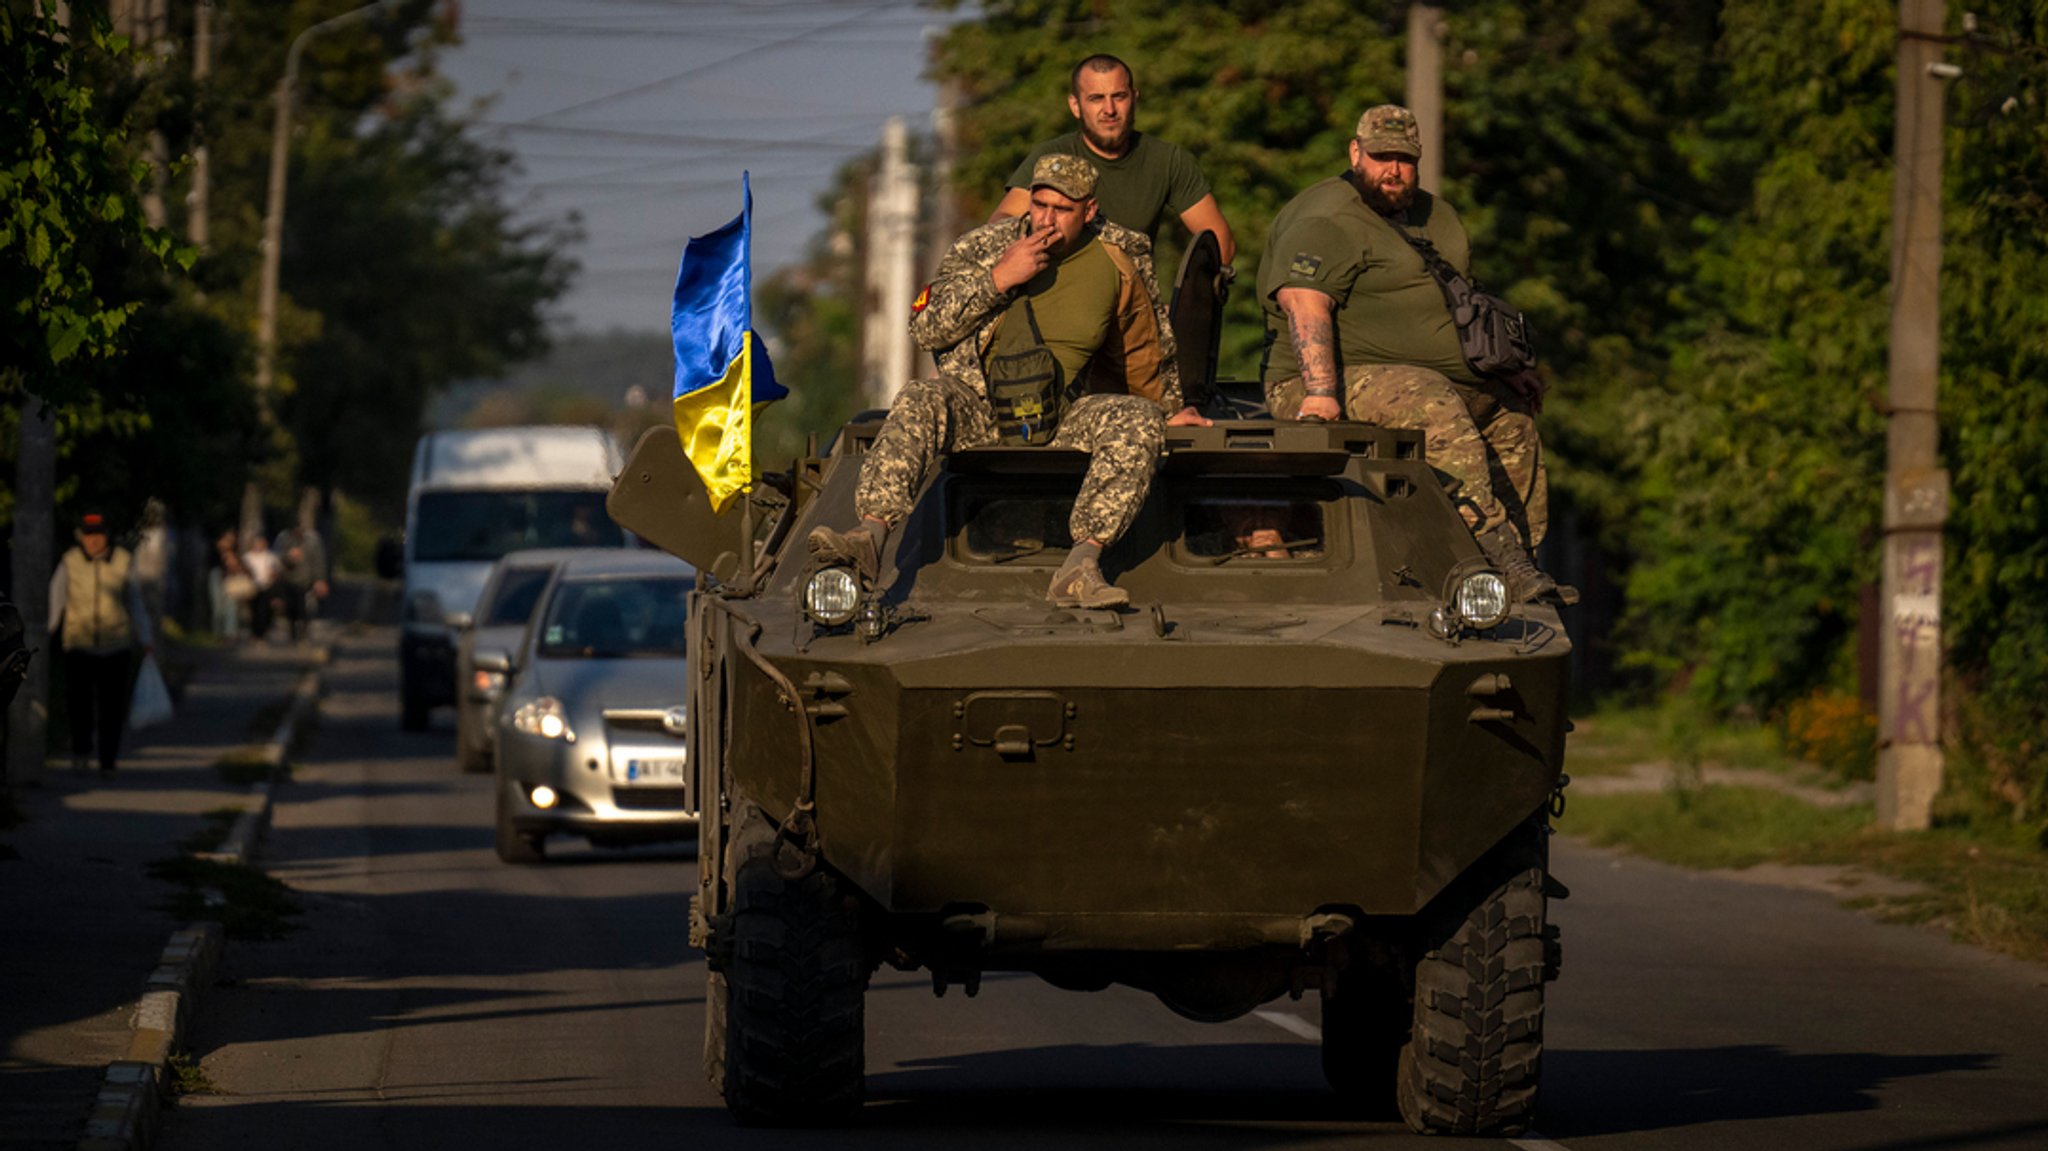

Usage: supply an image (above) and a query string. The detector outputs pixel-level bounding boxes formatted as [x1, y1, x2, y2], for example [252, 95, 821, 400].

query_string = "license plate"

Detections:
[612, 756, 686, 784]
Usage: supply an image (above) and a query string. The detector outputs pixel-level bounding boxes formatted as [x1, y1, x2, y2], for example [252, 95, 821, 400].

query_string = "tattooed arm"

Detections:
[1276, 287, 1341, 421]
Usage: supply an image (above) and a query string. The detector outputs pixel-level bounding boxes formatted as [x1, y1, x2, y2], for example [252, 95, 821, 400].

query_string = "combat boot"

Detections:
[1047, 545, 1130, 609]
[1478, 525, 1571, 604]
[806, 520, 887, 583]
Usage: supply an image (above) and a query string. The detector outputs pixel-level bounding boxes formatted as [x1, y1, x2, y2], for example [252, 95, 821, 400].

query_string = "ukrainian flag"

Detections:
[671, 173, 786, 514]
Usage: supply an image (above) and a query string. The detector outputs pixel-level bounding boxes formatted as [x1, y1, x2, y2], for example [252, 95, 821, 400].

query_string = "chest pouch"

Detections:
[985, 300, 1065, 446]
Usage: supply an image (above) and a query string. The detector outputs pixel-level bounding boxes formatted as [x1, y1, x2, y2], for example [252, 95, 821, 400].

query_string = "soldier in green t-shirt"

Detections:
[1257, 105, 1560, 602]
[990, 54, 1236, 267]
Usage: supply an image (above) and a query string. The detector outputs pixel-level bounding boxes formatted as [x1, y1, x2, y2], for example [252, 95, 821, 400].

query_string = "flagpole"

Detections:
[741, 494, 756, 591]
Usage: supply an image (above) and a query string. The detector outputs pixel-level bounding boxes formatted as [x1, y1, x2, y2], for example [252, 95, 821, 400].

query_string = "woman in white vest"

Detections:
[47, 512, 153, 773]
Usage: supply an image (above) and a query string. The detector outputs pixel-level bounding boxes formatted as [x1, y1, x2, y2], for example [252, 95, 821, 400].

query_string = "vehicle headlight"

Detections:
[804, 566, 861, 627]
[1430, 562, 1513, 641]
[510, 696, 574, 741]
[1454, 570, 1511, 630]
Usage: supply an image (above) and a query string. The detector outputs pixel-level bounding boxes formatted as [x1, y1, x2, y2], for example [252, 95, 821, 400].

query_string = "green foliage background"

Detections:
[922, 0, 2048, 834]
[2, 0, 575, 537]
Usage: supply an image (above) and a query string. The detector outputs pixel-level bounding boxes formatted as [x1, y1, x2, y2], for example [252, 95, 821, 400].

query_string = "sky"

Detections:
[438, 0, 964, 334]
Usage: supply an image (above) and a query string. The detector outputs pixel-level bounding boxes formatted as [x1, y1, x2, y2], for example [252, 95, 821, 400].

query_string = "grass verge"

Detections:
[212, 748, 287, 787]
[147, 855, 301, 941]
[1566, 702, 1802, 778]
[1560, 785, 1873, 870]
[1560, 787, 2048, 967]
[165, 1053, 216, 1100]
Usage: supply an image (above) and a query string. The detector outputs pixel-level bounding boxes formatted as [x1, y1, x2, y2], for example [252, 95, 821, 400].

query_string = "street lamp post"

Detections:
[253, 0, 403, 399]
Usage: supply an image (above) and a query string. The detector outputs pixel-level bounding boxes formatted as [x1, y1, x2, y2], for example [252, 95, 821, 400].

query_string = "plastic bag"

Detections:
[129, 654, 173, 730]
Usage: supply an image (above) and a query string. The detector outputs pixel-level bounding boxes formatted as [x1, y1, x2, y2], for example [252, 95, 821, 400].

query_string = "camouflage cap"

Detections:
[1029, 153, 1098, 201]
[1356, 104, 1422, 158]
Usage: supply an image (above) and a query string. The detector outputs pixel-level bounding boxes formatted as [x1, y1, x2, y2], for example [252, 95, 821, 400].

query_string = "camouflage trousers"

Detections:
[1267, 365, 1548, 547]
[856, 376, 1165, 546]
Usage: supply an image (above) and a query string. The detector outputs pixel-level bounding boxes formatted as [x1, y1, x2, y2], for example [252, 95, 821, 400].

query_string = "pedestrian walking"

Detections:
[208, 528, 253, 641]
[47, 512, 153, 772]
[273, 521, 329, 644]
[242, 532, 283, 643]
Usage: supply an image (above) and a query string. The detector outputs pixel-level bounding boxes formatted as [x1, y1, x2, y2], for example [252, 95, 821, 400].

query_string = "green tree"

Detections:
[1930, 1, 2048, 830]
[753, 156, 876, 470]
[126, 0, 577, 522]
[1, 7, 181, 412]
[276, 96, 577, 517]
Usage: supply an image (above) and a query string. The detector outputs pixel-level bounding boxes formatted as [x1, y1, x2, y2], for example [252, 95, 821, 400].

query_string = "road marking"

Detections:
[1253, 1010, 1574, 1151]
[1252, 1009, 1321, 1041]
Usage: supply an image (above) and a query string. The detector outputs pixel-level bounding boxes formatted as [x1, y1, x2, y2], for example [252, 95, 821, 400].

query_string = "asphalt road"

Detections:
[159, 631, 2048, 1151]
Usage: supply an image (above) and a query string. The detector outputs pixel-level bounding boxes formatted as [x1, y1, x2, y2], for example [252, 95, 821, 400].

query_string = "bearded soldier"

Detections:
[1259, 105, 1559, 601]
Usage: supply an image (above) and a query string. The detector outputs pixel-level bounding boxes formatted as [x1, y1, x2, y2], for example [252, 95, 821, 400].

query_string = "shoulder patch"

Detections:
[911, 283, 931, 314]
[1288, 252, 1324, 278]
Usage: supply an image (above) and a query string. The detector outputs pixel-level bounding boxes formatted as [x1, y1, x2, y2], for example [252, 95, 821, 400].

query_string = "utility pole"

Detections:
[926, 71, 963, 286]
[1878, 0, 1951, 831]
[1406, 4, 1445, 193]
[862, 117, 919, 408]
[6, 401, 56, 789]
[187, 0, 211, 249]
[255, 0, 401, 399]
[112, 0, 170, 228]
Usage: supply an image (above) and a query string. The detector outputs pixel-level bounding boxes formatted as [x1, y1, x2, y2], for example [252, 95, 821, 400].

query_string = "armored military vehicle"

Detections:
[610, 420, 1571, 1134]
[606, 242, 1571, 1136]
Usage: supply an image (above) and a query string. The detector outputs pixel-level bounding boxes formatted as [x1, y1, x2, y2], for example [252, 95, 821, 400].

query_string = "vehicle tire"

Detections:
[704, 969, 729, 1097]
[400, 676, 430, 733]
[494, 786, 545, 864]
[1396, 819, 1548, 1136]
[1321, 963, 1408, 1117]
[722, 846, 866, 1125]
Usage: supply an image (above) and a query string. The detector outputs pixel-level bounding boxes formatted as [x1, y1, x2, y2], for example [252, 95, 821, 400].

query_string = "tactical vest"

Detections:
[61, 547, 135, 652]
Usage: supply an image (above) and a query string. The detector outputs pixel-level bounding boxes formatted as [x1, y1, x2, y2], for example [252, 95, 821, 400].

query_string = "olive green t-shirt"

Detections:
[1007, 132, 1211, 245]
[987, 236, 1120, 386]
[1257, 173, 1476, 385]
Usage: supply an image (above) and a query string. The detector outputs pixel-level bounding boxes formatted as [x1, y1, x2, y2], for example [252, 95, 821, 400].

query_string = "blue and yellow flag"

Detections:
[671, 173, 786, 513]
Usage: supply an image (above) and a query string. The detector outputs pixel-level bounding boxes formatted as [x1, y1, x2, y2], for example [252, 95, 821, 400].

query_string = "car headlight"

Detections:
[804, 566, 861, 628]
[1454, 570, 1511, 630]
[510, 696, 574, 741]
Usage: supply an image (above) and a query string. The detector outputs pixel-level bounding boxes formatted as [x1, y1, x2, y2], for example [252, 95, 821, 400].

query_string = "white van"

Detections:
[387, 426, 625, 730]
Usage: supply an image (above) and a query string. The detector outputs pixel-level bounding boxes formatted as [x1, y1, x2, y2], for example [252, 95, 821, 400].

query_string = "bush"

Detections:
[1944, 686, 2048, 847]
[1779, 689, 1877, 782]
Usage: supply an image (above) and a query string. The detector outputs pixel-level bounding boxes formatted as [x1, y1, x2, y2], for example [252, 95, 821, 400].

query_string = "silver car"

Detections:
[486, 550, 697, 863]
[454, 549, 586, 774]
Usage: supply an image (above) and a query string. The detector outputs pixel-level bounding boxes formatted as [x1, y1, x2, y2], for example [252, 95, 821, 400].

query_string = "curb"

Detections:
[80, 647, 327, 1151]
[209, 666, 323, 866]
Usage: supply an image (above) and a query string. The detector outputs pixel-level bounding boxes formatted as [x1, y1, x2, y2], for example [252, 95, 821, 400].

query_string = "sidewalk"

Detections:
[0, 634, 325, 1151]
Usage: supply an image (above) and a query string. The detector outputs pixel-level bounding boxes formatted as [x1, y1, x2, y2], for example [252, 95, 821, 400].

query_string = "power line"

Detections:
[517, 0, 914, 124]
[477, 119, 871, 154]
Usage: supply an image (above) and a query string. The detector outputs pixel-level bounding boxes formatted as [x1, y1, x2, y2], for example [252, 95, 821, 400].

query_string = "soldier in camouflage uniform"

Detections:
[1258, 105, 1561, 602]
[811, 154, 1211, 609]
